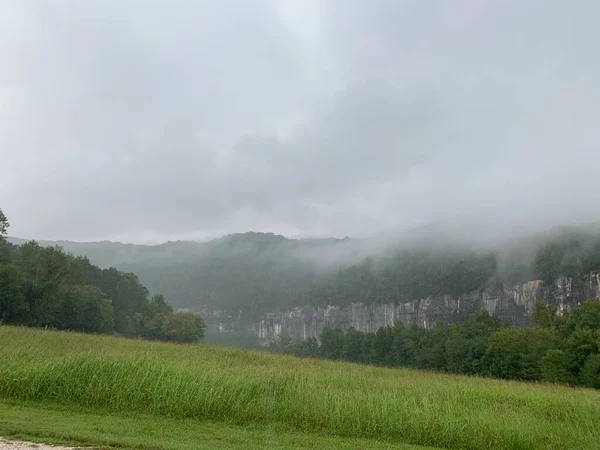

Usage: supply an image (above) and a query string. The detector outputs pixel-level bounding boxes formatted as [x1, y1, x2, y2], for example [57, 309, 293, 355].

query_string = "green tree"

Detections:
[539, 349, 574, 384]
[163, 311, 206, 343]
[0, 264, 27, 323]
[141, 294, 173, 340]
[485, 327, 557, 381]
[113, 273, 149, 334]
[342, 328, 365, 362]
[372, 326, 396, 365]
[413, 326, 448, 370]
[582, 354, 600, 389]
[59, 284, 115, 333]
[319, 328, 345, 360]
[445, 311, 500, 374]
[532, 301, 556, 328]
[389, 324, 417, 367]
[562, 328, 600, 381]
[0, 208, 8, 240]
[556, 301, 600, 334]
[15, 243, 70, 327]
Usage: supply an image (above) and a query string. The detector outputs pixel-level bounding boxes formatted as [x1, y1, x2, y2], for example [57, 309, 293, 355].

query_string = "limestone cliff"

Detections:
[258, 273, 600, 343]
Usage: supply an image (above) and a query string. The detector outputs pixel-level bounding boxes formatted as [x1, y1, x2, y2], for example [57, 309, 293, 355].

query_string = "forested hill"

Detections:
[8, 224, 600, 328]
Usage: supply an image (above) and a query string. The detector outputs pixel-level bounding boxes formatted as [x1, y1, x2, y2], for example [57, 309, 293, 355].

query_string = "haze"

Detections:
[1, 1, 599, 244]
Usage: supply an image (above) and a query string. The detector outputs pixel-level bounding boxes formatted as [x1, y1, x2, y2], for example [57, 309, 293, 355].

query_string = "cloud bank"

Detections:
[1, 0, 599, 243]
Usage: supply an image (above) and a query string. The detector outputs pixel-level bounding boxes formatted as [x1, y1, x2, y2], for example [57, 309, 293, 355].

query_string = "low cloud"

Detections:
[1, 0, 599, 243]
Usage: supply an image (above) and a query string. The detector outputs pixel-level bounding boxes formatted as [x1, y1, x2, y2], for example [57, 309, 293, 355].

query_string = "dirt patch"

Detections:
[0, 438, 87, 449]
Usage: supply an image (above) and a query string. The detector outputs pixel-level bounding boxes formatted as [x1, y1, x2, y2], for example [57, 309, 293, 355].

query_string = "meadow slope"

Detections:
[1, 327, 599, 449]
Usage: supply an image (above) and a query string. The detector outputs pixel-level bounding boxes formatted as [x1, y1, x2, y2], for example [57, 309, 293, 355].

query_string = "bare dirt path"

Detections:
[0, 439, 87, 449]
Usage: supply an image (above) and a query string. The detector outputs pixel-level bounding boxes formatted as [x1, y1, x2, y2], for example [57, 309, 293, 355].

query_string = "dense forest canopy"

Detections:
[7, 212, 600, 327]
[0, 209, 205, 342]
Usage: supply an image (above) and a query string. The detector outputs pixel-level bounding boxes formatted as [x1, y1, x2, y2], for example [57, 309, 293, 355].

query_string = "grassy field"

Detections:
[0, 401, 430, 450]
[1, 327, 599, 449]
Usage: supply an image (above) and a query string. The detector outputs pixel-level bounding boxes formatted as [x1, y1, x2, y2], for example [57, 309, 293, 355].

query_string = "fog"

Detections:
[1, 1, 599, 244]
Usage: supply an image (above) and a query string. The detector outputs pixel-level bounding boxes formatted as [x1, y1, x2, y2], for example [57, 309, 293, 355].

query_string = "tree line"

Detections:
[275, 300, 600, 389]
[0, 209, 205, 342]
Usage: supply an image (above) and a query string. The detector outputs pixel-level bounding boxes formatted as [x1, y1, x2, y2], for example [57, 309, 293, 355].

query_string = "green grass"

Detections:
[1, 326, 600, 449]
[0, 401, 428, 449]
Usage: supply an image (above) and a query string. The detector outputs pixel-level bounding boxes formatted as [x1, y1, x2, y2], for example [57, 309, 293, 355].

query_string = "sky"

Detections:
[1, 0, 599, 244]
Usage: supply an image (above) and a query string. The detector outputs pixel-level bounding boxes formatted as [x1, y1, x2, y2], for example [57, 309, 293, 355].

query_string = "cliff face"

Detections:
[258, 273, 600, 343]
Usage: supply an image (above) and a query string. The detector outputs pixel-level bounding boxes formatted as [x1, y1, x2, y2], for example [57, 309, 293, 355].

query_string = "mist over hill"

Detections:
[9, 222, 600, 329]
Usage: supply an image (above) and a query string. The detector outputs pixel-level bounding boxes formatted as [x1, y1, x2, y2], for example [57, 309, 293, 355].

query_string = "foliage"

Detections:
[0, 209, 204, 343]
[532, 301, 557, 328]
[162, 311, 206, 343]
[444, 311, 501, 374]
[485, 327, 556, 381]
[0, 207, 8, 240]
[582, 354, 600, 389]
[1, 326, 600, 450]
[539, 349, 574, 384]
[0, 264, 27, 322]
[58, 284, 115, 333]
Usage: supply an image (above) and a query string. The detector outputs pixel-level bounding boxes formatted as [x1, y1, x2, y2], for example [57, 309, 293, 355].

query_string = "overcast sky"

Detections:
[1, 0, 599, 244]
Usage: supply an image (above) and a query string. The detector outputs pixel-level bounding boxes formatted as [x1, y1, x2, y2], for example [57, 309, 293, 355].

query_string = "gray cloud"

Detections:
[1, 0, 599, 243]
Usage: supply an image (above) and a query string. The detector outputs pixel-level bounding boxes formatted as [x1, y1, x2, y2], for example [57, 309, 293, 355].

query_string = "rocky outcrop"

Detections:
[258, 273, 600, 343]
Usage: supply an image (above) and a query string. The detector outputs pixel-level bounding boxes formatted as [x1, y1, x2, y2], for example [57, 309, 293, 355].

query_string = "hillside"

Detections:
[1, 326, 599, 449]
[9, 224, 600, 330]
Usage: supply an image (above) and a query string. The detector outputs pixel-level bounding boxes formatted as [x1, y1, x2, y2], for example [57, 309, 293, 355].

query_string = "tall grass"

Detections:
[1, 326, 599, 449]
